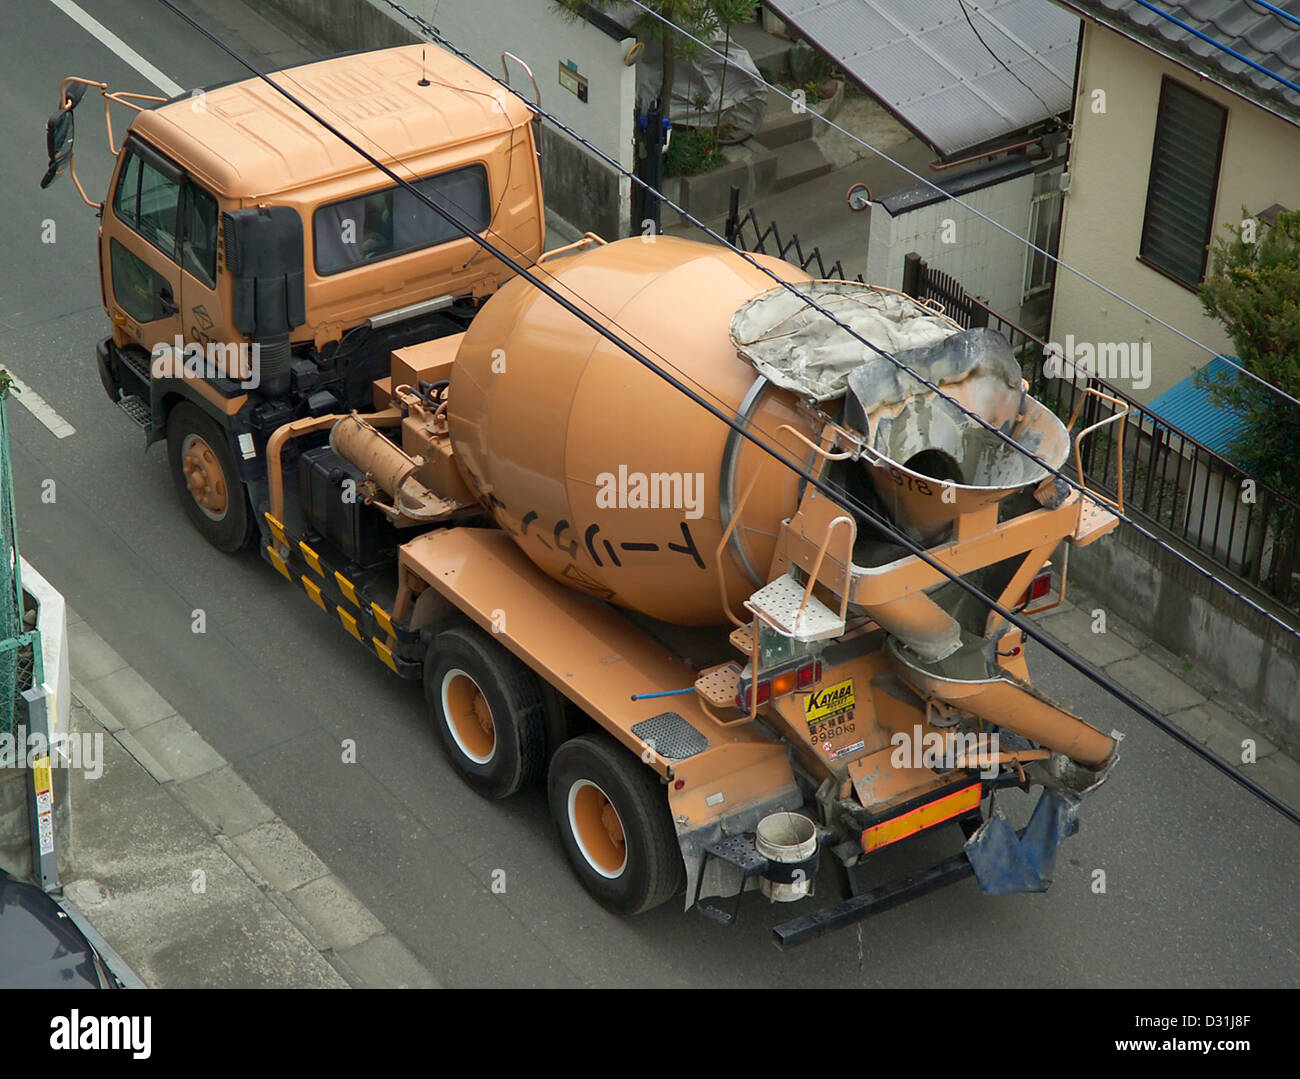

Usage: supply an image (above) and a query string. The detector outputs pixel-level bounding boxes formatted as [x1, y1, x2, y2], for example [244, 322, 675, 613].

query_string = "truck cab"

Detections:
[49, 44, 543, 549]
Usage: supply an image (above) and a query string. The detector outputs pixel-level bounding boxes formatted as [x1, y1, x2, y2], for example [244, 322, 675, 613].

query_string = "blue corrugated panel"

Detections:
[1146, 356, 1249, 463]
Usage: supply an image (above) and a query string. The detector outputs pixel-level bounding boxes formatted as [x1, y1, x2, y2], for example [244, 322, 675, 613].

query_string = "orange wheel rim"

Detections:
[441, 669, 495, 764]
[568, 780, 627, 878]
[181, 433, 229, 521]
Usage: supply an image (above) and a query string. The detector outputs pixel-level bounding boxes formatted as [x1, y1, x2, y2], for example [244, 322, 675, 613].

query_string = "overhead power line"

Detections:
[375, 0, 1300, 656]
[623, 0, 1300, 415]
[150, 0, 1300, 827]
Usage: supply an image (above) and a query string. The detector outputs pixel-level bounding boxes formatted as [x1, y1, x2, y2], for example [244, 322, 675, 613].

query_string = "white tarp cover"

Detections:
[635, 35, 768, 143]
[729, 282, 961, 401]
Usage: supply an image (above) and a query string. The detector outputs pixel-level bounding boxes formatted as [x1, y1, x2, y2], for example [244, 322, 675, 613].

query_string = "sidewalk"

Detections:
[1033, 582, 1300, 802]
[53, 572, 1299, 990]
[62, 608, 438, 989]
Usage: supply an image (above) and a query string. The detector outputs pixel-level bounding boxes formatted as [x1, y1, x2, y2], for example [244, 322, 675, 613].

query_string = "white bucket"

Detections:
[755, 812, 818, 902]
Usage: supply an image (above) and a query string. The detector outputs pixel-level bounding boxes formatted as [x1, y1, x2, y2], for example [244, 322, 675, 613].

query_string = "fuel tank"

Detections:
[447, 236, 815, 625]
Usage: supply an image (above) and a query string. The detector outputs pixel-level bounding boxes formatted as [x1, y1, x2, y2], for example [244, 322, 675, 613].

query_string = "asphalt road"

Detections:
[4, 0, 1298, 987]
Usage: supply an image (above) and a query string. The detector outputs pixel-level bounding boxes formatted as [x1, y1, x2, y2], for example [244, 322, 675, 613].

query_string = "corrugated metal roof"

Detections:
[1146, 356, 1248, 462]
[1054, 0, 1300, 124]
[764, 0, 1080, 154]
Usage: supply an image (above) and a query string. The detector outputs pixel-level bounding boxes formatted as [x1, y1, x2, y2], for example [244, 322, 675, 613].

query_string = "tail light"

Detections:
[735, 660, 823, 709]
[735, 679, 773, 710]
[796, 660, 822, 688]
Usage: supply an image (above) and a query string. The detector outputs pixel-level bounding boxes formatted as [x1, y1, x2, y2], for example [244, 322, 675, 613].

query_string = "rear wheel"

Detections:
[424, 625, 546, 799]
[166, 402, 252, 552]
[548, 734, 684, 914]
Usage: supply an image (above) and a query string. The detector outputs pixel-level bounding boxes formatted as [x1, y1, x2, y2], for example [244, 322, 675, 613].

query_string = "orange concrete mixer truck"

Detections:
[46, 45, 1123, 946]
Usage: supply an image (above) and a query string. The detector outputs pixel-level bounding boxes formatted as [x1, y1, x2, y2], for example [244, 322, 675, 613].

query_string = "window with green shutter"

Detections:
[1139, 78, 1228, 289]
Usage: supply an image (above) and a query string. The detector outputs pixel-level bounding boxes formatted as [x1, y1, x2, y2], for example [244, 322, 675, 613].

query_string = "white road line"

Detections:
[1, 367, 77, 439]
[39, 0, 187, 442]
[48, 0, 184, 97]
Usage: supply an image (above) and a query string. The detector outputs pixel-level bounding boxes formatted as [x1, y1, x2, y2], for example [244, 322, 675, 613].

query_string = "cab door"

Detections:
[102, 138, 185, 379]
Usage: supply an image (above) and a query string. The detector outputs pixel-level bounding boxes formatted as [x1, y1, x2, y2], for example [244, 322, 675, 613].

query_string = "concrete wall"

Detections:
[867, 165, 1050, 317]
[1070, 519, 1300, 750]
[1050, 22, 1300, 403]
[259, 0, 637, 237]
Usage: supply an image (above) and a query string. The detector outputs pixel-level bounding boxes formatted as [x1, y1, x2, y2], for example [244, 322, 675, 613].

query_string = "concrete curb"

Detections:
[66, 609, 440, 989]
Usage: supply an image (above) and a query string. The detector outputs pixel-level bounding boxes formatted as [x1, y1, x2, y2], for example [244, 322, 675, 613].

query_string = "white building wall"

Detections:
[1050, 24, 1300, 403]
[866, 169, 1041, 317]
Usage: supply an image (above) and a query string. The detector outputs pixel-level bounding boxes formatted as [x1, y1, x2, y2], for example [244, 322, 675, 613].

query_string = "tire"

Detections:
[166, 402, 253, 552]
[548, 733, 685, 915]
[424, 624, 546, 799]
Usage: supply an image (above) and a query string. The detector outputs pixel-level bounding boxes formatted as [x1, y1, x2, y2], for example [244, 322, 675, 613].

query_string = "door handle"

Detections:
[158, 284, 179, 316]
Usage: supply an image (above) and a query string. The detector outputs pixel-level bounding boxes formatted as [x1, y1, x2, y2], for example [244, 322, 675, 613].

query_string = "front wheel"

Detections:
[548, 734, 684, 914]
[165, 402, 252, 552]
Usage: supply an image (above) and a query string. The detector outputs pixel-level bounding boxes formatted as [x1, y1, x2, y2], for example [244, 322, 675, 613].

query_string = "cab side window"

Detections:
[112, 147, 181, 258]
[180, 184, 218, 287]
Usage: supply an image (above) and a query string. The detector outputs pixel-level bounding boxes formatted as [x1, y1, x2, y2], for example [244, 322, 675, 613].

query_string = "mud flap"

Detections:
[963, 789, 1079, 894]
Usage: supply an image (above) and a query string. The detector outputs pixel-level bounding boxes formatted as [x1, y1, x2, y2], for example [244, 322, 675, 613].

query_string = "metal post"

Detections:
[902, 252, 924, 299]
[24, 685, 59, 892]
[725, 185, 741, 246]
[642, 98, 670, 235]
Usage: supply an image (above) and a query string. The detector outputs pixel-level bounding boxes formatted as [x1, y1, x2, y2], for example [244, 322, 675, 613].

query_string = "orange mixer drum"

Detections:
[447, 236, 815, 625]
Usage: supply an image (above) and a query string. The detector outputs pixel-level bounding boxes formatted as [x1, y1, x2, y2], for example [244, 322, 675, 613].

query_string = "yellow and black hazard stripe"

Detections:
[263, 512, 423, 679]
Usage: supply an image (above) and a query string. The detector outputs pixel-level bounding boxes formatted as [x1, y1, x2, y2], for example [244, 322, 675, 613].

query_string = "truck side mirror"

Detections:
[39, 108, 75, 189]
[39, 81, 90, 190]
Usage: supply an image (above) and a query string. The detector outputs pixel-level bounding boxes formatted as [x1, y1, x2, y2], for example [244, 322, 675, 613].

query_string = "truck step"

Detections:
[745, 572, 844, 642]
[1072, 499, 1119, 546]
[694, 661, 743, 709]
[729, 623, 755, 655]
[117, 394, 151, 429]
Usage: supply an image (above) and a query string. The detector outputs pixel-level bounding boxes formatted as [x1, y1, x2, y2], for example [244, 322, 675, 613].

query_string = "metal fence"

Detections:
[725, 193, 863, 283]
[1, 372, 37, 735]
[900, 255, 1300, 612]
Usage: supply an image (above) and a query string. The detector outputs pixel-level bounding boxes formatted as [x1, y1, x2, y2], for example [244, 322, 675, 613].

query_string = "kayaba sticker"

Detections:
[805, 679, 855, 725]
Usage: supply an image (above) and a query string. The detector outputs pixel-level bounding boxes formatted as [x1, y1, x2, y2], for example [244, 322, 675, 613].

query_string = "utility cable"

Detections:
[377, 0, 1300, 651]
[622, 0, 1300, 414]
[154, 0, 1300, 827]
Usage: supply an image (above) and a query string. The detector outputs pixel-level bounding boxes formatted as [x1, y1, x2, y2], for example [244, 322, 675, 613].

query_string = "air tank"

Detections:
[447, 236, 816, 625]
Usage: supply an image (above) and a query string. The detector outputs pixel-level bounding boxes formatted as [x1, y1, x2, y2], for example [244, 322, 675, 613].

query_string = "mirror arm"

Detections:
[69, 158, 102, 212]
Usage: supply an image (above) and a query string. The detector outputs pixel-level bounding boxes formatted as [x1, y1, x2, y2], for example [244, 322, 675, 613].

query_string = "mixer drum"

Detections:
[447, 236, 815, 625]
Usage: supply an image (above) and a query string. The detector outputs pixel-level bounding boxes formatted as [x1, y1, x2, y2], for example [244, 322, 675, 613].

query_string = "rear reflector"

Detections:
[860, 782, 982, 853]
[1028, 569, 1052, 602]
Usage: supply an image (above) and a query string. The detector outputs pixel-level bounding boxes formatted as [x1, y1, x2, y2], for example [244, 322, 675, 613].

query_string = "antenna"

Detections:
[418, 47, 430, 87]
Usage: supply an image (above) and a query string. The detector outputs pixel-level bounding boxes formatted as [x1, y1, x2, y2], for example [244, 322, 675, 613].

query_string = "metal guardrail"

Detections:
[899, 254, 1300, 613]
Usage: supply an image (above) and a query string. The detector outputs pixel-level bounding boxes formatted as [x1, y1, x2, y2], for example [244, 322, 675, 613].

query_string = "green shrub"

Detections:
[664, 127, 726, 177]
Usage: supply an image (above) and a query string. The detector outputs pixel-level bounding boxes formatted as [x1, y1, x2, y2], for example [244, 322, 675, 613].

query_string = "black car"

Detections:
[0, 867, 121, 988]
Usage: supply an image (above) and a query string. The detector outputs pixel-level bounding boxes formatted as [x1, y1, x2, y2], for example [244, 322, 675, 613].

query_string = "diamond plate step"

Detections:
[117, 394, 150, 428]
